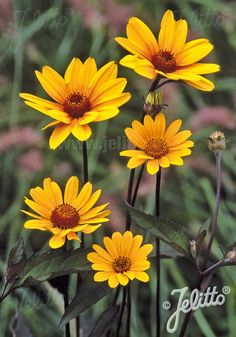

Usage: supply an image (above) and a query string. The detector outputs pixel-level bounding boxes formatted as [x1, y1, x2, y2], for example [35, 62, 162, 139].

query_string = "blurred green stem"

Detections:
[76, 141, 89, 337]
[116, 287, 127, 337]
[155, 169, 161, 337]
[178, 151, 222, 337]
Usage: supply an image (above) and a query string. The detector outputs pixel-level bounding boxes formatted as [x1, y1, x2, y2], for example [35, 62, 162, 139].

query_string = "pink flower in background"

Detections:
[18, 149, 43, 174]
[0, 0, 12, 32]
[68, 0, 105, 28]
[0, 127, 43, 153]
[190, 106, 236, 131]
[68, 0, 134, 34]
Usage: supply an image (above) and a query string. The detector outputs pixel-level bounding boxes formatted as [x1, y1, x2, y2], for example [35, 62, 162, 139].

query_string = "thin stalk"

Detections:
[125, 168, 135, 230]
[131, 164, 145, 206]
[64, 284, 70, 337]
[76, 141, 89, 337]
[178, 151, 222, 337]
[126, 285, 131, 337]
[116, 287, 127, 337]
[155, 170, 161, 337]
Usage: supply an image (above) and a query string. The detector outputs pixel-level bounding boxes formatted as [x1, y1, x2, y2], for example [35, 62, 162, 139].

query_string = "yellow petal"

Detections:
[77, 57, 97, 95]
[108, 274, 119, 288]
[164, 119, 182, 141]
[159, 156, 170, 168]
[74, 182, 92, 210]
[146, 159, 159, 175]
[88, 61, 117, 97]
[127, 157, 146, 169]
[172, 19, 188, 54]
[92, 244, 113, 262]
[64, 58, 83, 90]
[117, 273, 129, 286]
[67, 232, 80, 241]
[80, 224, 102, 234]
[166, 154, 184, 166]
[35, 70, 65, 104]
[135, 272, 149, 282]
[24, 219, 52, 230]
[183, 76, 215, 91]
[94, 271, 112, 282]
[79, 189, 101, 215]
[103, 237, 119, 259]
[64, 176, 79, 205]
[49, 234, 65, 249]
[49, 123, 72, 150]
[126, 17, 158, 57]
[176, 39, 213, 66]
[72, 121, 92, 141]
[119, 55, 140, 69]
[158, 10, 176, 51]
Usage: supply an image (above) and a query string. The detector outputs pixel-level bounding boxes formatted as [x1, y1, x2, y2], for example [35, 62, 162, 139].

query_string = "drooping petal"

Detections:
[49, 234, 65, 249]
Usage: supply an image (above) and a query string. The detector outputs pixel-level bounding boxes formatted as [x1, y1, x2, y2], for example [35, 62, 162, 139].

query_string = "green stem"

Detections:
[178, 152, 222, 337]
[76, 141, 89, 337]
[155, 170, 161, 337]
[116, 287, 127, 337]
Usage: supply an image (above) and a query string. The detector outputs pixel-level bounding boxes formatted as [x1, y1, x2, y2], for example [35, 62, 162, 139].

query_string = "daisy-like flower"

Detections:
[120, 113, 194, 175]
[87, 231, 153, 288]
[20, 58, 131, 149]
[22, 176, 110, 248]
[115, 10, 220, 91]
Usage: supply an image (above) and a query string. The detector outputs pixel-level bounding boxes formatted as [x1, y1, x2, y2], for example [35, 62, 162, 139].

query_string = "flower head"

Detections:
[87, 231, 153, 288]
[120, 113, 194, 175]
[20, 58, 130, 149]
[22, 176, 110, 248]
[208, 130, 226, 152]
[115, 10, 220, 91]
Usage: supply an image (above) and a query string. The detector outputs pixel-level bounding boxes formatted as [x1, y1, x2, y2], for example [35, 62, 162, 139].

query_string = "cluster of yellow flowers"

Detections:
[20, 10, 219, 288]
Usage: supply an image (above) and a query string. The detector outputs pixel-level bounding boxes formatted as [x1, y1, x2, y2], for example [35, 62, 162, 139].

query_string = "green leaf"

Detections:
[60, 272, 112, 327]
[0, 238, 26, 302]
[17, 247, 90, 287]
[1, 244, 91, 301]
[125, 203, 190, 255]
[88, 305, 120, 337]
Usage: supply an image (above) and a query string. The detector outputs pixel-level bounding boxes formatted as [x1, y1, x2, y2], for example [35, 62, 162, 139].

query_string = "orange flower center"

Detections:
[51, 204, 79, 229]
[145, 138, 168, 159]
[152, 50, 176, 73]
[64, 92, 91, 118]
[112, 256, 131, 273]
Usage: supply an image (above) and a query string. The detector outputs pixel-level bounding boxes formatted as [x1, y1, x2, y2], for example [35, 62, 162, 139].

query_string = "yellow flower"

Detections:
[120, 113, 194, 175]
[87, 231, 153, 288]
[20, 58, 131, 149]
[115, 10, 220, 91]
[22, 176, 110, 248]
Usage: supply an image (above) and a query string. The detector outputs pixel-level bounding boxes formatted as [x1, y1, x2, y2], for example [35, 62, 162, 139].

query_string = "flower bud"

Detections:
[208, 131, 226, 152]
[144, 91, 166, 117]
[190, 240, 197, 257]
[226, 250, 236, 262]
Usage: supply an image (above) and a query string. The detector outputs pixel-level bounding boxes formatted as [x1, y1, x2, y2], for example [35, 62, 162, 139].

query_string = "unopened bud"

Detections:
[144, 91, 167, 117]
[190, 240, 197, 257]
[208, 131, 226, 152]
[226, 250, 236, 262]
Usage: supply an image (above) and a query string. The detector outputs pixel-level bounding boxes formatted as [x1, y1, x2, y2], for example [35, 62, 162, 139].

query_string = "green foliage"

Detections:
[60, 272, 112, 327]
[125, 203, 191, 256]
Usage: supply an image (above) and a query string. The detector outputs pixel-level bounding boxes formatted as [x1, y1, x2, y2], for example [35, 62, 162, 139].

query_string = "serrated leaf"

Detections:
[60, 272, 112, 327]
[18, 247, 90, 287]
[125, 203, 190, 255]
[1, 246, 91, 301]
[6, 238, 26, 283]
[88, 305, 120, 337]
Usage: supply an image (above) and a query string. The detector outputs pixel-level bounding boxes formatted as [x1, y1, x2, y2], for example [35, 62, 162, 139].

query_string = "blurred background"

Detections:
[0, 0, 236, 336]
